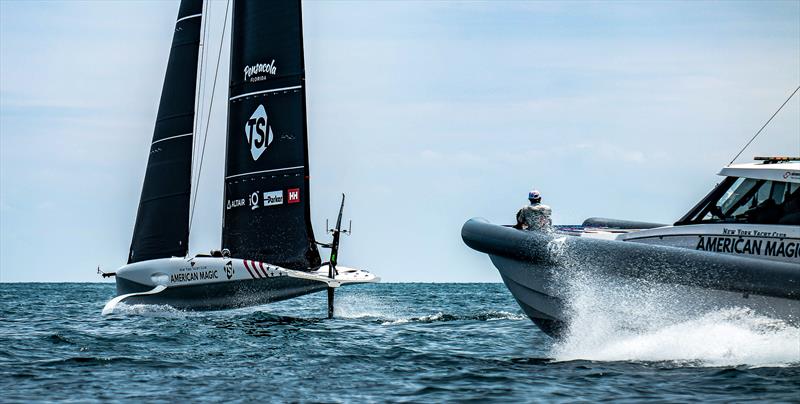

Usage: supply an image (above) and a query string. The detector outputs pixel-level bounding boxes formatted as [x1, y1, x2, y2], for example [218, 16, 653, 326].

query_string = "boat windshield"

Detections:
[680, 177, 800, 225]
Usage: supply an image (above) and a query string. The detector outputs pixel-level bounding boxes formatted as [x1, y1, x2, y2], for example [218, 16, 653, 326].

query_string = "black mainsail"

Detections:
[128, 0, 203, 264]
[223, 0, 321, 271]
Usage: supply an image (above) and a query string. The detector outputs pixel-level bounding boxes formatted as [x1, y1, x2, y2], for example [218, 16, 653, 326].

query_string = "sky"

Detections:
[1, 0, 799, 283]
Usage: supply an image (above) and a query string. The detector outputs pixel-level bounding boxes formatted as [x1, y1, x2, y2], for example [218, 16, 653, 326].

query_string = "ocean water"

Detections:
[1, 283, 798, 402]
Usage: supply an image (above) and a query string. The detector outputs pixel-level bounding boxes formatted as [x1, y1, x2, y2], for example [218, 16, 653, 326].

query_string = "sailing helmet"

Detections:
[528, 189, 542, 202]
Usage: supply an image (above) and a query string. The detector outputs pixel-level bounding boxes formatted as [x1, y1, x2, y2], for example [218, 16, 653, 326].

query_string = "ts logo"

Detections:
[224, 261, 234, 280]
[245, 104, 273, 161]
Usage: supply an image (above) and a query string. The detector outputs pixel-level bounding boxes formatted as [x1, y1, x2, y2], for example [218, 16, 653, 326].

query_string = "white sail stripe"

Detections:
[152, 133, 192, 146]
[176, 13, 202, 24]
[225, 166, 305, 180]
[229, 85, 303, 101]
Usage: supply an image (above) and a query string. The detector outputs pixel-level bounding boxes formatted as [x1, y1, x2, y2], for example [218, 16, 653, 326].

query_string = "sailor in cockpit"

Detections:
[516, 189, 552, 231]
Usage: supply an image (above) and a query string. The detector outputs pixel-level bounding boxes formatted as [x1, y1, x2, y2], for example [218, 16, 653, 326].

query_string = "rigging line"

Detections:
[197, 0, 210, 170]
[191, 0, 208, 183]
[189, 0, 230, 233]
[190, 1, 209, 225]
[193, 0, 208, 177]
[729, 85, 800, 165]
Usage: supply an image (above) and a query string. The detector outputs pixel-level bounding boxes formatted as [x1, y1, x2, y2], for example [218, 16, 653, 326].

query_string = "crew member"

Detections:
[516, 189, 552, 231]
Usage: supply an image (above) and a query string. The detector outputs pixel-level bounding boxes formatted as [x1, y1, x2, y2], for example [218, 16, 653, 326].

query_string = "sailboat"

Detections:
[102, 0, 379, 315]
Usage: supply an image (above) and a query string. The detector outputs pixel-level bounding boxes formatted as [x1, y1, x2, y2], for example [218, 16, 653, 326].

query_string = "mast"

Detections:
[128, 0, 203, 264]
[222, 0, 321, 270]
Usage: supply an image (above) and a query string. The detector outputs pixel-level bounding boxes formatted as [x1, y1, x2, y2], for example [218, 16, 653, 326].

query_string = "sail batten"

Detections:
[229, 85, 304, 101]
[222, 0, 321, 270]
[128, 0, 203, 264]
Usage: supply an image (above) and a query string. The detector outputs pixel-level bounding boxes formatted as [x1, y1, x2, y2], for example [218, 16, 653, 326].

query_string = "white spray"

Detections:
[548, 266, 800, 367]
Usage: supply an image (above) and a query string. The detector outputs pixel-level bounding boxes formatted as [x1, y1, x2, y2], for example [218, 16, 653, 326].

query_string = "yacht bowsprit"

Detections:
[102, 0, 379, 315]
[462, 157, 800, 337]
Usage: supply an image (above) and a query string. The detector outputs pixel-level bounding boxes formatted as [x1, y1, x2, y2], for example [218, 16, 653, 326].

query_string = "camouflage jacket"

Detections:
[516, 203, 552, 231]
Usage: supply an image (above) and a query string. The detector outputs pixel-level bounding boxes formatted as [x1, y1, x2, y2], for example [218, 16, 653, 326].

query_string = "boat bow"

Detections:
[462, 218, 800, 301]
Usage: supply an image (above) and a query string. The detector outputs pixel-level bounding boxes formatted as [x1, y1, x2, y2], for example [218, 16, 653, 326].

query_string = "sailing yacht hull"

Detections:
[115, 275, 326, 310]
[462, 218, 800, 337]
[107, 257, 377, 312]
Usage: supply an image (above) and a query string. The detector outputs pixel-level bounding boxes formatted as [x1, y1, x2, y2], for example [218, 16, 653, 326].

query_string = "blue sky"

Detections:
[1, 0, 798, 282]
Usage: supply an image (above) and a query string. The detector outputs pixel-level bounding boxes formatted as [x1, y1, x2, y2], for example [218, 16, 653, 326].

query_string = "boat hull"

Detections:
[116, 275, 327, 310]
[107, 256, 377, 312]
[491, 255, 565, 336]
[462, 218, 800, 337]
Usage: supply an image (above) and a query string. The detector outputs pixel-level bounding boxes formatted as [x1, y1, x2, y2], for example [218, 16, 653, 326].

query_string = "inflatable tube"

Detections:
[462, 218, 800, 301]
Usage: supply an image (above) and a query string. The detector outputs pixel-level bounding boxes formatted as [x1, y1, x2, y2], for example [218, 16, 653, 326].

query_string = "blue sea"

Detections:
[1, 283, 798, 402]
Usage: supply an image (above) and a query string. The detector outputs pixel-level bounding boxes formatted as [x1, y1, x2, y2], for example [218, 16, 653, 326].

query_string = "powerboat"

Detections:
[462, 157, 800, 337]
[101, 0, 378, 316]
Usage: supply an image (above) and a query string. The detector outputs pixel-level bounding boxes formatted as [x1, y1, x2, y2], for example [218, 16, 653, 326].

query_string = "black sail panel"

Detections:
[128, 0, 203, 264]
[223, 0, 321, 270]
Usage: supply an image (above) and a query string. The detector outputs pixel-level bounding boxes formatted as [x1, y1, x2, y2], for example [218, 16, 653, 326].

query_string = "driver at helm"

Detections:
[516, 189, 552, 231]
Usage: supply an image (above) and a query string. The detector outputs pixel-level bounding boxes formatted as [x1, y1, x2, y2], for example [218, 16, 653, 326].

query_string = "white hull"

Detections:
[103, 257, 378, 314]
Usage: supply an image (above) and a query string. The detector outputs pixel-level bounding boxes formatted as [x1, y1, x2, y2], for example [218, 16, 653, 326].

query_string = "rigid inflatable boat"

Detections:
[462, 157, 800, 337]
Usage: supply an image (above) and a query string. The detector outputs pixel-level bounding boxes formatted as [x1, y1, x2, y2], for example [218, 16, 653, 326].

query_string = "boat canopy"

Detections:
[719, 161, 800, 184]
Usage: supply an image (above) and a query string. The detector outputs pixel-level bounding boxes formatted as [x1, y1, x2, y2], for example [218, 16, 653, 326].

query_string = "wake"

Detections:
[549, 270, 800, 367]
[104, 302, 185, 317]
[332, 292, 526, 325]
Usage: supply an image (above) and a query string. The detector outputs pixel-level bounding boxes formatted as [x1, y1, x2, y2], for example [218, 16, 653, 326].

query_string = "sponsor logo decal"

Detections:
[696, 235, 799, 259]
[263, 190, 283, 206]
[244, 60, 277, 82]
[170, 269, 219, 283]
[226, 198, 246, 210]
[722, 228, 787, 238]
[224, 261, 234, 280]
[230, 191, 285, 210]
[245, 105, 274, 161]
[784, 171, 800, 180]
[250, 191, 260, 210]
[287, 188, 300, 204]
